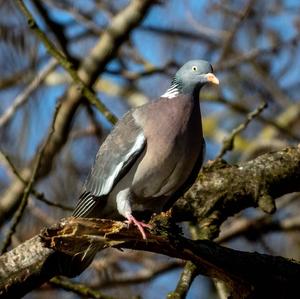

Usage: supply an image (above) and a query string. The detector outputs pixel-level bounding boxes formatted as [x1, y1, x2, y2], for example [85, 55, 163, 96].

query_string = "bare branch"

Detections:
[174, 146, 300, 239]
[216, 194, 300, 244]
[218, 0, 256, 61]
[16, 0, 118, 125]
[50, 276, 116, 299]
[0, 59, 57, 128]
[0, 150, 73, 212]
[0, 0, 154, 226]
[216, 102, 267, 159]
[203, 95, 300, 141]
[0, 102, 61, 254]
[168, 261, 198, 299]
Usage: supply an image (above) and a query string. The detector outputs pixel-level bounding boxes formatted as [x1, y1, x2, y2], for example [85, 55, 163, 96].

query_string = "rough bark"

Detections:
[1, 216, 300, 299]
[174, 146, 300, 239]
[0, 236, 54, 298]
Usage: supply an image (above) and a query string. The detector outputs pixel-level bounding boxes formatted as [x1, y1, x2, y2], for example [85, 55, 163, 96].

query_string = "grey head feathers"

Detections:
[161, 60, 218, 98]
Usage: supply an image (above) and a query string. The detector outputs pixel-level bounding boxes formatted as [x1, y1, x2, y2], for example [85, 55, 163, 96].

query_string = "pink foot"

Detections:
[125, 214, 151, 239]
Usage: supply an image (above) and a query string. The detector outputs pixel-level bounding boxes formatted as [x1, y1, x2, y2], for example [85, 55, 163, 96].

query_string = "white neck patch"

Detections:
[161, 84, 180, 99]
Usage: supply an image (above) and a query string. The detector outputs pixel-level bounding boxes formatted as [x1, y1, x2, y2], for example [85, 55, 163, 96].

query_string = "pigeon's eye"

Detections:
[192, 66, 197, 71]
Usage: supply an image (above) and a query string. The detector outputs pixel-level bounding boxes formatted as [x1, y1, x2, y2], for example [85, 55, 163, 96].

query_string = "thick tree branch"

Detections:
[174, 146, 300, 239]
[0, 236, 54, 299]
[2, 216, 300, 299]
[1, 146, 300, 298]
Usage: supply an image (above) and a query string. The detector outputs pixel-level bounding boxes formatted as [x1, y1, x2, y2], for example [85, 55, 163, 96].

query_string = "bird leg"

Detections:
[116, 188, 151, 239]
[125, 214, 151, 239]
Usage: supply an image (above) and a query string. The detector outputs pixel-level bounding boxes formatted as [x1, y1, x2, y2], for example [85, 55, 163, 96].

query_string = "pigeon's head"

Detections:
[174, 60, 219, 94]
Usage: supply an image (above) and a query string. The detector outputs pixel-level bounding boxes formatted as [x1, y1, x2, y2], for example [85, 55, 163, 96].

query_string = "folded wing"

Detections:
[73, 111, 146, 217]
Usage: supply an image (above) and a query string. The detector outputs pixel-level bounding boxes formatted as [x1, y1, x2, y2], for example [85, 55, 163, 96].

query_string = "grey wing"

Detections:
[73, 111, 146, 217]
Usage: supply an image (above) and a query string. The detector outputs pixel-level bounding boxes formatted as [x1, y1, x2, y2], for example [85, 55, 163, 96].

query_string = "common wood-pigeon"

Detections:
[73, 60, 219, 239]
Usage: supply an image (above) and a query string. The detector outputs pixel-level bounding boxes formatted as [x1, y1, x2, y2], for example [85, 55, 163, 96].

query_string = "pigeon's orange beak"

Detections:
[205, 73, 219, 85]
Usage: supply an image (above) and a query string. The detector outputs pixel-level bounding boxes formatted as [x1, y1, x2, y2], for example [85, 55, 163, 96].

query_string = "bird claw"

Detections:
[125, 215, 151, 239]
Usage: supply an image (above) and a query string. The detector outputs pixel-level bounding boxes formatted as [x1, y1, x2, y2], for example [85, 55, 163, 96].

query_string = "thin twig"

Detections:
[216, 35, 300, 71]
[0, 150, 73, 211]
[252, 62, 292, 107]
[46, 0, 102, 35]
[0, 151, 24, 183]
[33, 191, 73, 211]
[216, 102, 267, 159]
[218, 0, 256, 61]
[202, 95, 300, 141]
[0, 58, 58, 128]
[0, 102, 62, 254]
[167, 223, 201, 299]
[16, 0, 118, 125]
[50, 276, 116, 299]
[167, 261, 198, 299]
[216, 194, 300, 244]
[98, 260, 181, 287]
